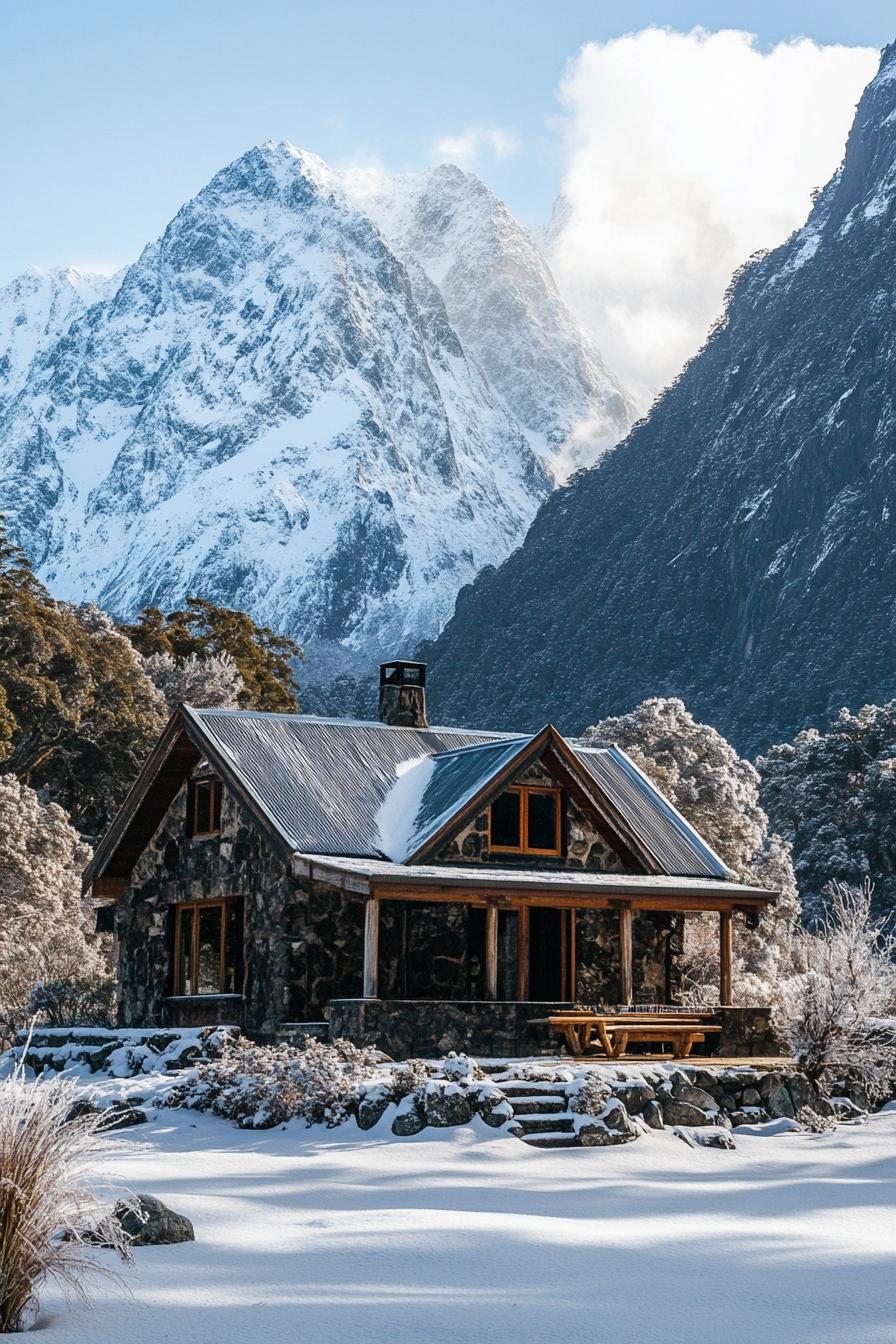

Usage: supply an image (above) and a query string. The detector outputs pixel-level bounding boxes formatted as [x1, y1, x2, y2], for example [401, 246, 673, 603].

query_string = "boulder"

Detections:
[423, 1083, 473, 1128]
[661, 1071, 719, 1112]
[728, 1108, 769, 1127]
[101, 1102, 147, 1131]
[114, 1194, 194, 1246]
[356, 1094, 391, 1130]
[661, 1099, 714, 1127]
[391, 1105, 426, 1136]
[641, 1098, 665, 1130]
[830, 1096, 867, 1122]
[614, 1080, 656, 1115]
[764, 1082, 796, 1120]
[675, 1125, 736, 1150]
[741, 1086, 762, 1108]
[578, 1099, 639, 1146]
[785, 1073, 815, 1113]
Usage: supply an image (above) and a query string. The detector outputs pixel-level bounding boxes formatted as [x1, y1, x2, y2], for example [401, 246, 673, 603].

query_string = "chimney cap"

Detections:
[379, 660, 427, 688]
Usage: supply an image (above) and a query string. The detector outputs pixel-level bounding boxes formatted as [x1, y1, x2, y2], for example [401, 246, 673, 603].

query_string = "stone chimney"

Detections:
[379, 661, 428, 728]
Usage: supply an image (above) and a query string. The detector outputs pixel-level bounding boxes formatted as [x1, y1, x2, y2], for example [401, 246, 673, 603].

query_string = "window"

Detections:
[189, 777, 222, 837]
[488, 787, 562, 856]
[173, 899, 244, 996]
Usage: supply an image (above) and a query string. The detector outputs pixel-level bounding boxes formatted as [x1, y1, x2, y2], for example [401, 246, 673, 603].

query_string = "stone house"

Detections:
[84, 662, 776, 1056]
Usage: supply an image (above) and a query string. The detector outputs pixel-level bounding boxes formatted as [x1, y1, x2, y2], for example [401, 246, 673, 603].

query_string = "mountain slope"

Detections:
[0, 266, 119, 404]
[359, 165, 634, 477]
[0, 143, 631, 671]
[424, 44, 896, 752]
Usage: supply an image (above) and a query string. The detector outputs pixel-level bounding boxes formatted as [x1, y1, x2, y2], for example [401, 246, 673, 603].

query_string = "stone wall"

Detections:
[328, 998, 573, 1059]
[118, 774, 296, 1038]
[433, 760, 637, 873]
[575, 909, 683, 1006]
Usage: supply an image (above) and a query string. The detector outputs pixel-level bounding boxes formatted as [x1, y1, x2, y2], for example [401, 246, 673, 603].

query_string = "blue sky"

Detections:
[1, 2, 892, 284]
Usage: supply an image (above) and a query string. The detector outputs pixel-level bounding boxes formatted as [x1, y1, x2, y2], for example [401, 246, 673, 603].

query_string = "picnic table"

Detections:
[534, 1010, 722, 1059]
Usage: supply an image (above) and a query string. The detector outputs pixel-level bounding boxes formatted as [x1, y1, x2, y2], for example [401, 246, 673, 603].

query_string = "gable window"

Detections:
[173, 899, 244, 996]
[489, 786, 562, 856]
[189, 776, 222, 837]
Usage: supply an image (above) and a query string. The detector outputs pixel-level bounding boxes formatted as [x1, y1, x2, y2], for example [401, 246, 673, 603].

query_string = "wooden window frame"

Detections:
[172, 898, 241, 996]
[189, 776, 222, 838]
[488, 786, 563, 857]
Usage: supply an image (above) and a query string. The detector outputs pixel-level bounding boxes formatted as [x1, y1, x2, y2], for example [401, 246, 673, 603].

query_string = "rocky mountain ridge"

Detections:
[0, 143, 632, 682]
[423, 43, 896, 753]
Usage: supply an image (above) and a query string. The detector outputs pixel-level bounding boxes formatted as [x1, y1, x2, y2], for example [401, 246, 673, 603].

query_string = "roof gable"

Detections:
[85, 707, 736, 894]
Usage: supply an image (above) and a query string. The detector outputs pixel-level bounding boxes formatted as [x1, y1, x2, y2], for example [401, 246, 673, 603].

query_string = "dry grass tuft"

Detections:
[0, 1051, 132, 1333]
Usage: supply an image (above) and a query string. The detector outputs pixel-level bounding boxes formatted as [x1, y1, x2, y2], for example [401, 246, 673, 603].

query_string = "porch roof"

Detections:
[293, 853, 775, 910]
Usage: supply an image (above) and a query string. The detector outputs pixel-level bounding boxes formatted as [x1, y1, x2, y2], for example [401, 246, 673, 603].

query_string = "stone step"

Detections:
[496, 1081, 569, 1099]
[513, 1112, 575, 1133]
[520, 1131, 581, 1148]
[509, 1096, 566, 1115]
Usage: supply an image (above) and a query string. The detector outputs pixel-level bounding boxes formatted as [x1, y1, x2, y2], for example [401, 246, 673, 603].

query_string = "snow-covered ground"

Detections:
[37, 1102, 896, 1343]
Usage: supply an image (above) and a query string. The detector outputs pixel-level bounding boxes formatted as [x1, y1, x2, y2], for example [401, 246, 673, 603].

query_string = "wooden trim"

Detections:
[618, 905, 633, 1005]
[569, 909, 577, 1002]
[516, 905, 530, 1000]
[485, 903, 499, 1000]
[172, 898, 238, 996]
[363, 899, 380, 998]
[488, 785, 563, 857]
[719, 909, 733, 1006]
[190, 776, 222, 838]
[370, 881, 770, 913]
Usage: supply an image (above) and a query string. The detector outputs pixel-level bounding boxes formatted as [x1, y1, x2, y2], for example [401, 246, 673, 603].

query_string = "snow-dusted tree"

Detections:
[0, 774, 104, 1035]
[143, 650, 245, 710]
[759, 702, 896, 923]
[580, 697, 799, 1003]
[773, 880, 896, 1099]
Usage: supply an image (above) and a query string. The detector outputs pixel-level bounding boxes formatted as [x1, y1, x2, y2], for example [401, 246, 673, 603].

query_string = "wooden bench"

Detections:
[536, 1012, 722, 1059]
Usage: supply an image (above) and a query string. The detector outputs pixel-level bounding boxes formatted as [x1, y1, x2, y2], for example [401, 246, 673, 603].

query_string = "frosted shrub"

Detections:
[0, 1064, 132, 1333]
[166, 1036, 380, 1129]
[773, 880, 896, 1100]
[388, 1058, 430, 1100]
[142, 650, 245, 711]
[566, 1072, 611, 1117]
[27, 978, 116, 1029]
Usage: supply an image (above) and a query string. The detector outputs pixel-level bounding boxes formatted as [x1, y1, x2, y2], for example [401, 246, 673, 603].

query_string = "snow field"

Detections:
[35, 1103, 896, 1343]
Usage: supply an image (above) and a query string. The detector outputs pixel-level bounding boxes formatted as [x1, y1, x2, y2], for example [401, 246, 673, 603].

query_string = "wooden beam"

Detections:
[517, 905, 530, 1001]
[363, 898, 380, 999]
[618, 905, 633, 1006]
[371, 881, 771, 913]
[485, 903, 499, 1001]
[569, 910, 577, 1003]
[719, 909, 733, 1006]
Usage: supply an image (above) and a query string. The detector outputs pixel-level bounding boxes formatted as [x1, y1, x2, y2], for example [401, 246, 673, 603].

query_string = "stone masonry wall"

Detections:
[118, 773, 296, 1038]
[433, 760, 637, 873]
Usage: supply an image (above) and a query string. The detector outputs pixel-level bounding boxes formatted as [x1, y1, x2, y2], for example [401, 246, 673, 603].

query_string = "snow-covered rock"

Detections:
[0, 142, 632, 679]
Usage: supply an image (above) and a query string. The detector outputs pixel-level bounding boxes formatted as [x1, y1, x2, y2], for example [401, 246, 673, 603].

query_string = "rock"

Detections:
[114, 1194, 194, 1246]
[356, 1095, 391, 1130]
[391, 1106, 426, 1136]
[641, 1098, 665, 1130]
[742, 1086, 762, 1108]
[614, 1080, 655, 1114]
[764, 1082, 796, 1119]
[481, 1100, 514, 1128]
[578, 1099, 639, 1146]
[728, 1108, 769, 1127]
[830, 1096, 867, 1122]
[423, 1083, 473, 1128]
[662, 1071, 719, 1112]
[661, 1099, 714, 1127]
[675, 1125, 736, 1150]
[795, 1106, 836, 1133]
[101, 1102, 147, 1130]
[785, 1073, 815, 1113]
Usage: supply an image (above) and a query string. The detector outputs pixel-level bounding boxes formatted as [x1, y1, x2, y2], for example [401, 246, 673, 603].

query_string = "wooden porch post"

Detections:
[485, 903, 499, 1001]
[363, 898, 380, 999]
[516, 906, 530, 1001]
[719, 909, 733, 1006]
[618, 905, 633, 1006]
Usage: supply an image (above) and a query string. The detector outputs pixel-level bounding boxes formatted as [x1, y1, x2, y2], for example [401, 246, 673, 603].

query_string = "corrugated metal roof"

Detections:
[385, 737, 530, 863]
[186, 708, 734, 880]
[572, 745, 734, 880]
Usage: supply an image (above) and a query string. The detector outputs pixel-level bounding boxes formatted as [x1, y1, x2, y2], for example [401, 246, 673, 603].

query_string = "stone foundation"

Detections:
[714, 1006, 781, 1058]
[328, 999, 575, 1059]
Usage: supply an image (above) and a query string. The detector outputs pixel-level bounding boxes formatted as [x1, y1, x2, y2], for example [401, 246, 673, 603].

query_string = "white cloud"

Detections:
[548, 27, 878, 405]
[432, 125, 520, 169]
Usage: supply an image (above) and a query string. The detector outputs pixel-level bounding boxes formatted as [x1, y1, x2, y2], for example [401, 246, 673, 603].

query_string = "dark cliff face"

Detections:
[425, 44, 896, 754]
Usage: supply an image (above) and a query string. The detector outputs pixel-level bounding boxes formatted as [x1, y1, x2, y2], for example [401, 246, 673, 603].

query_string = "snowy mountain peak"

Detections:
[0, 142, 633, 684]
